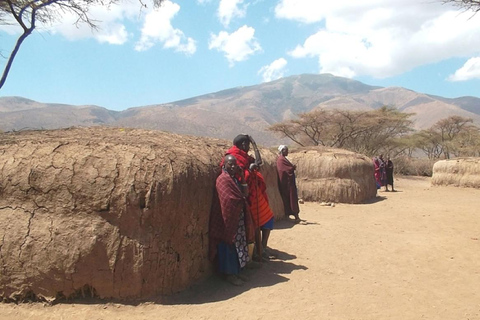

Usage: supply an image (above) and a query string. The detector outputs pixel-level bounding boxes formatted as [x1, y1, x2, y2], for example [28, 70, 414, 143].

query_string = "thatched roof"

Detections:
[287, 147, 377, 204]
[432, 157, 480, 189]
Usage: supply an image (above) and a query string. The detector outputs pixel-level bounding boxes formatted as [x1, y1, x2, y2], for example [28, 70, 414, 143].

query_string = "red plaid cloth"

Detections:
[220, 145, 273, 228]
[209, 170, 254, 261]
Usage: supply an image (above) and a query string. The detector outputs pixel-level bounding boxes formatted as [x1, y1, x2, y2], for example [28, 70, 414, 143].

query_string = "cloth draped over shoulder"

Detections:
[277, 154, 299, 216]
[247, 170, 274, 228]
[220, 145, 255, 171]
[386, 160, 394, 185]
[220, 145, 274, 228]
[209, 170, 254, 261]
[373, 157, 387, 187]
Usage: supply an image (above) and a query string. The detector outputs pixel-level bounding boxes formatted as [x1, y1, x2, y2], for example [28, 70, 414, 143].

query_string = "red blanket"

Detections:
[220, 145, 254, 171]
[248, 170, 274, 227]
[277, 154, 299, 216]
[209, 170, 254, 261]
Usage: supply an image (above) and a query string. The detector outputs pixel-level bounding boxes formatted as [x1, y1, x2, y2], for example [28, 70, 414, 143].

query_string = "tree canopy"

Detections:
[268, 107, 414, 157]
[268, 108, 480, 159]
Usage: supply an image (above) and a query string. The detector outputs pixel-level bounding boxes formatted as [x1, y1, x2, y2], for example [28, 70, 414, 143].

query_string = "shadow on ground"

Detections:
[363, 195, 387, 204]
[160, 248, 307, 305]
[274, 218, 319, 230]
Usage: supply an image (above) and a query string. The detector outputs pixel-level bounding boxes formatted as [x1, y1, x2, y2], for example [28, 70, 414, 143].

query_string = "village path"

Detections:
[1, 176, 479, 320]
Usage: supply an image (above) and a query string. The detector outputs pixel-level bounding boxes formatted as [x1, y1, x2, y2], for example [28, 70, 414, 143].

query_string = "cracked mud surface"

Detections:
[0, 127, 285, 301]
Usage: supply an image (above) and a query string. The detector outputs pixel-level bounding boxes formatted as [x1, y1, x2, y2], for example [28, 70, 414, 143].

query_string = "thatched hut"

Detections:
[287, 147, 377, 204]
[431, 158, 480, 188]
[0, 127, 283, 301]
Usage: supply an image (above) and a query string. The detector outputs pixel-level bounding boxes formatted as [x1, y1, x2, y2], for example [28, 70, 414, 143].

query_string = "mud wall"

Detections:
[0, 127, 283, 301]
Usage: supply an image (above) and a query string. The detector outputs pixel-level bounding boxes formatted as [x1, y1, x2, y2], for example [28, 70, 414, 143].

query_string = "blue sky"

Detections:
[1, 0, 480, 111]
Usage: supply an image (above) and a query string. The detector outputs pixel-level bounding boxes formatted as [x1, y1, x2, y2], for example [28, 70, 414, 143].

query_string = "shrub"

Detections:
[394, 156, 435, 177]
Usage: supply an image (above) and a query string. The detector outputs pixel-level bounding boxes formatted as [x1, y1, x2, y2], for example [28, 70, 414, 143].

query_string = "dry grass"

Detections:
[431, 157, 480, 188]
[288, 147, 377, 203]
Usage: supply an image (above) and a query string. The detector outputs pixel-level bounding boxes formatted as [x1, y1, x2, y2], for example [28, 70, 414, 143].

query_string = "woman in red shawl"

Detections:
[209, 154, 255, 285]
[373, 155, 387, 191]
[277, 145, 300, 223]
[221, 134, 275, 261]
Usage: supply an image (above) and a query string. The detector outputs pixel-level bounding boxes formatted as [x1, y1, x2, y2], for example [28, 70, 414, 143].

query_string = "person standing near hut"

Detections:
[277, 145, 301, 223]
[221, 134, 275, 262]
[385, 156, 395, 192]
[209, 154, 255, 286]
[373, 155, 387, 191]
[378, 154, 387, 191]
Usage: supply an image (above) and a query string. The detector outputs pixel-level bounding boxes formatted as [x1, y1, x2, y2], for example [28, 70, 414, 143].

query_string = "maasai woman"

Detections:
[373, 155, 387, 191]
[385, 157, 395, 192]
[220, 134, 274, 261]
[276, 145, 300, 223]
[209, 155, 255, 285]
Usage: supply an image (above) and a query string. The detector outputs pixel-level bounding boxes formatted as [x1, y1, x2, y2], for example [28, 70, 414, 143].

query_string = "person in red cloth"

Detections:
[277, 145, 301, 223]
[220, 134, 275, 261]
[209, 154, 255, 285]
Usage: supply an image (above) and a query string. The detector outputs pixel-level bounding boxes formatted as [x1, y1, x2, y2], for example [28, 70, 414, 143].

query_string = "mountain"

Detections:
[1, 74, 480, 146]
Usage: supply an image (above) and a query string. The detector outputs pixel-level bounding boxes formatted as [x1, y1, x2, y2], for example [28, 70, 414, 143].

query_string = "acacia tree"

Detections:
[0, 0, 164, 89]
[267, 107, 414, 157]
[432, 115, 475, 159]
[413, 116, 479, 159]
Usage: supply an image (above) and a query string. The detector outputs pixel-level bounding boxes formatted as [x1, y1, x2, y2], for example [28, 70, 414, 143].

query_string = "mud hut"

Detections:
[0, 127, 283, 301]
[431, 158, 480, 189]
[287, 147, 377, 204]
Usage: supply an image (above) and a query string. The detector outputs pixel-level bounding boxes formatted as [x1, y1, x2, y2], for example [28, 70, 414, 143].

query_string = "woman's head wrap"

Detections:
[278, 145, 287, 153]
[233, 134, 249, 147]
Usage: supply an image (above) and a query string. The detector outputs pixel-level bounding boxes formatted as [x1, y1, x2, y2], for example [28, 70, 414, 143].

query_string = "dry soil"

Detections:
[0, 176, 479, 320]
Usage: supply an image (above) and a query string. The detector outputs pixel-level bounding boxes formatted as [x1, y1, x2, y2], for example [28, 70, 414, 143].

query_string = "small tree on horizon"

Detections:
[267, 106, 414, 157]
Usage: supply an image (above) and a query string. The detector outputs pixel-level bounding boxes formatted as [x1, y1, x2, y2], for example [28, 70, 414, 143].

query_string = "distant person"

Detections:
[209, 154, 255, 286]
[276, 145, 301, 223]
[373, 155, 387, 191]
[385, 156, 395, 192]
[378, 154, 387, 191]
[221, 134, 274, 262]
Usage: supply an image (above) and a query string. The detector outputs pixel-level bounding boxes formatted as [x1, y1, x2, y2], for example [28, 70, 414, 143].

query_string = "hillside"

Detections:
[1, 74, 480, 146]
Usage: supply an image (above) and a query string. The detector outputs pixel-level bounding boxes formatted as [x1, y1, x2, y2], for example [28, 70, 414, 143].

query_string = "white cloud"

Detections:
[276, 0, 480, 79]
[218, 0, 247, 27]
[0, 1, 196, 53]
[41, 2, 139, 44]
[135, 0, 197, 54]
[258, 58, 288, 82]
[135, 1, 196, 54]
[209, 25, 261, 66]
[448, 57, 480, 81]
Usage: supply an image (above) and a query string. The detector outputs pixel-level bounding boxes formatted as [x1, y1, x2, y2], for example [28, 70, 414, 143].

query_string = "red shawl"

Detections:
[248, 170, 274, 227]
[209, 170, 254, 261]
[277, 154, 299, 216]
[220, 145, 255, 171]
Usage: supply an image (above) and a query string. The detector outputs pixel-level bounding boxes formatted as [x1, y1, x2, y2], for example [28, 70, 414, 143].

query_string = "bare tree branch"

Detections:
[0, 0, 165, 89]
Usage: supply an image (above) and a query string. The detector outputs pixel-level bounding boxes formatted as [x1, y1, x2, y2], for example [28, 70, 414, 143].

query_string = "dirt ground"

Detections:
[1, 176, 479, 320]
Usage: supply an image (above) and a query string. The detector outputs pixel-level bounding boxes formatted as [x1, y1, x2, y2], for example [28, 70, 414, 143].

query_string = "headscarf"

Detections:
[278, 145, 287, 153]
[233, 134, 249, 147]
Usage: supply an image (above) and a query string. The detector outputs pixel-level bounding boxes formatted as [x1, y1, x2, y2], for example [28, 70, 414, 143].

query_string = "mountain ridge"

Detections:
[1, 74, 479, 146]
